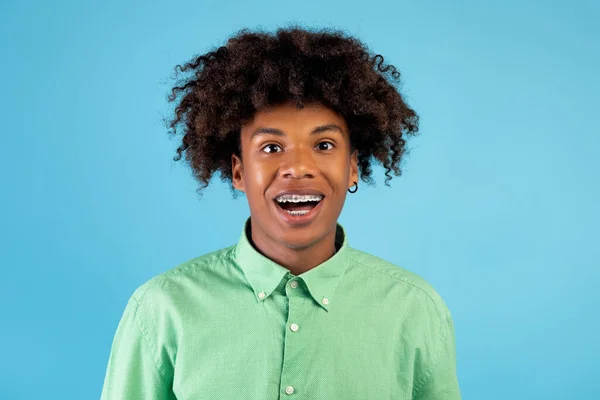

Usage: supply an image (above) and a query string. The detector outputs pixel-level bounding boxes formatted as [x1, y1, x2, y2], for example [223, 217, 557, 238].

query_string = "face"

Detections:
[232, 102, 359, 250]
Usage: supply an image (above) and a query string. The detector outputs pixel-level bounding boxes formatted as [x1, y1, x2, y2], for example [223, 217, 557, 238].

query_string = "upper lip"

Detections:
[273, 189, 325, 200]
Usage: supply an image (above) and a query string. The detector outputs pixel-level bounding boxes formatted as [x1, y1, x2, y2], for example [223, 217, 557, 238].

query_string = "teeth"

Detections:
[286, 210, 310, 216]
[276, 194, 323, 203]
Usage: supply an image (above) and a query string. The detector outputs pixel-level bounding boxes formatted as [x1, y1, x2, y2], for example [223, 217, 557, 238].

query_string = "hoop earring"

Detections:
[348, 181, 358, 193]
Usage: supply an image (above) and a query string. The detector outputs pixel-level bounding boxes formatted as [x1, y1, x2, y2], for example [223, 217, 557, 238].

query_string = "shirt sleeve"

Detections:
[413, 314, 462, 400]
[100, 294, 177, 400]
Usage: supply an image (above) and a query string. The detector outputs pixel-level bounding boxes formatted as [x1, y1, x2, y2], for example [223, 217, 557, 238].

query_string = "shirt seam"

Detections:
[124, 249, 235, 387]
[349, 255, 448, 321]
[412, 314, 451, 396]
[133, 248, 235, 300]
[349, 255, 450, 396]
[129, 294, 171, 386]
[159, 247, 235, 283]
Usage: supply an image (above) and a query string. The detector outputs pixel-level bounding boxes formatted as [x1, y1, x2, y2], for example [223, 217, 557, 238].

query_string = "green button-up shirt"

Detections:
[101, 219, 461, 399]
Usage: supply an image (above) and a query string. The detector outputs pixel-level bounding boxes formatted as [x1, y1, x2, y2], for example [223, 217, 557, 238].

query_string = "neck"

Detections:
[248, 221, 338, 276]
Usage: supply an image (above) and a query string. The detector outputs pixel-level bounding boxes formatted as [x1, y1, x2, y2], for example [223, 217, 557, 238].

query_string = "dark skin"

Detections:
[232, 102, 359, 276]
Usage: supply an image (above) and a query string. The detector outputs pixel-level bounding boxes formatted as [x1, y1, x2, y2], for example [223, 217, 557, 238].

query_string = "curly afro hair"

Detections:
[167, 26, 419, 197]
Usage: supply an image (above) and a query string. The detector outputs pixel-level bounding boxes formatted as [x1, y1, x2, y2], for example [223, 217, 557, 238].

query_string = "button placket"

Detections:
[280, 291, 306, 397]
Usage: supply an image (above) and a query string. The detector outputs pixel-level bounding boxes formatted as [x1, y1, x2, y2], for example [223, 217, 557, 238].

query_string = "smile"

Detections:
[273, 194, 324, 225]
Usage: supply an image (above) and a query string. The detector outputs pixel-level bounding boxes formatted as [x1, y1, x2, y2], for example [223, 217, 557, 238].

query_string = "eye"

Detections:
[261, 143, 282, 153]
[316, 141, 335, 151]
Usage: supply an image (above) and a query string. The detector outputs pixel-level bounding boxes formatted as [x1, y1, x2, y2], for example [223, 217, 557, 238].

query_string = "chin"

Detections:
[275, 220, 333, 249]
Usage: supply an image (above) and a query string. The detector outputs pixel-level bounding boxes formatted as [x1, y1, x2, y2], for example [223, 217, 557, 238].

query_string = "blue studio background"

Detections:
[1, 0, 598, 398]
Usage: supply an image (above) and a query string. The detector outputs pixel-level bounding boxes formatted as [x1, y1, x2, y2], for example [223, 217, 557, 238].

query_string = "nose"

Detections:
[279, 146, 318, 179]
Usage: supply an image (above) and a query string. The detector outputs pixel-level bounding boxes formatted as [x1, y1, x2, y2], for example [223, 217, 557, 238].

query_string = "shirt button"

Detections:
[290, 280, 299, 288]
[258, 291, 266, 299]
[285, 385, 295, 394]
[290, 323, 299, 332]
[322, 297, 329, 305]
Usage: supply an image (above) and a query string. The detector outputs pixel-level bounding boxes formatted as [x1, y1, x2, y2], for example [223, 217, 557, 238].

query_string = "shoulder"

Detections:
[347, 247, 452, 321]
[130, 244, 237, 307]
[111, 246, 237, 371]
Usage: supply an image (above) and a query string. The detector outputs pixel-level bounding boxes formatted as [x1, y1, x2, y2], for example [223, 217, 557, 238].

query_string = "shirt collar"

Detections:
[234, 217, 351, 311]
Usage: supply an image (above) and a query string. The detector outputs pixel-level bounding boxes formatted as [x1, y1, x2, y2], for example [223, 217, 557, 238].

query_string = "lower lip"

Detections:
[273, 199, 324, 226]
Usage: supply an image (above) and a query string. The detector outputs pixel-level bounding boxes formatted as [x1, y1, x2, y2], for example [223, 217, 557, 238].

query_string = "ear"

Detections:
[348, 149, 359, 188]
[231, 153, 245, 192]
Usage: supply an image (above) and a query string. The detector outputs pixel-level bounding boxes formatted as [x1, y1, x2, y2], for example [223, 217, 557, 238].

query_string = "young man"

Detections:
[101, 27, 461, 399]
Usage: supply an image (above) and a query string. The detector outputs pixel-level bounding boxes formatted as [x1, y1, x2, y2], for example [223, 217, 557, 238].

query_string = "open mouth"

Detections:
[274, 194, 324, 216]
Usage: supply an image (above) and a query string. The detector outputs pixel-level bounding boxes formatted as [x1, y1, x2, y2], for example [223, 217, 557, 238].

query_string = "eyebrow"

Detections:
[250, 124, 344, 140]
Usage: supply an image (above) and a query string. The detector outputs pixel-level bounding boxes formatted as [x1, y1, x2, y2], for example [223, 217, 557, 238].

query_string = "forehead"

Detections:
[242, 102, 348, 133]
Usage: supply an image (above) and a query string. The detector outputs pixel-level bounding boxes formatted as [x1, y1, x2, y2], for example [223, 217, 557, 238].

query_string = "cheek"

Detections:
[243, 159, 276, 193]
[322, 157, 351, 181]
